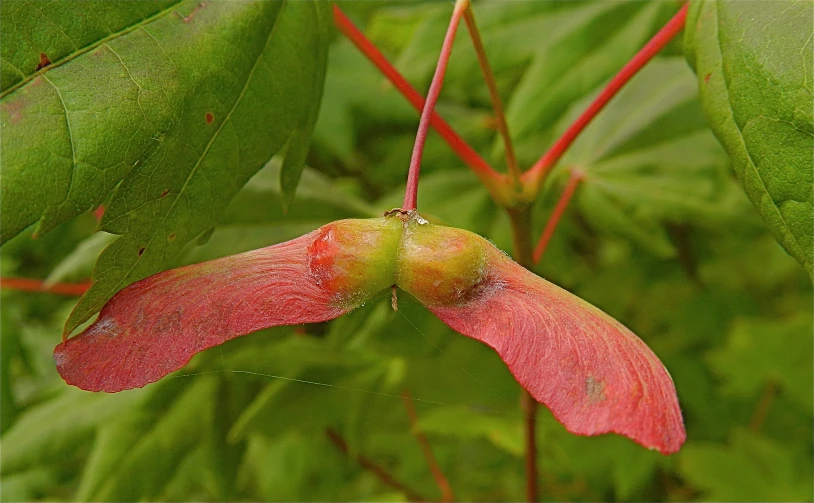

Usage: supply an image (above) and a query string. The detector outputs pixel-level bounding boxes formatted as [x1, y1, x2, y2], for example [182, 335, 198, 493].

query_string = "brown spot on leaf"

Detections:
[704, 73, 711, 84]
[2, 98, 26, 125]
[168, 233, 176, 241]
[161, 189, 169, 198]
[36, 53, 51, 71]
[182, 2, 205, 23]
[138, 247, 146, 256]
[205, 112, 214, 124]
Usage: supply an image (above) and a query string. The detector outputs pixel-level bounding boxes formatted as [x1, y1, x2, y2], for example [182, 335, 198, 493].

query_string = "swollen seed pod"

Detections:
[396, 221, 488, 306]
[308, 218, 401, 308]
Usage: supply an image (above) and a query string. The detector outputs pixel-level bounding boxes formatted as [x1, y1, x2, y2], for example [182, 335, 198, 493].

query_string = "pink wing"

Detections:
[54, 231, 350, 392]
[429, 248, 685, 454]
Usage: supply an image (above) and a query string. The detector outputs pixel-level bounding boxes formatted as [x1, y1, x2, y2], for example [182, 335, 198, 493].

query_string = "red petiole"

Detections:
[402, 0, 469, 210]
[533, 169, 584, 264]
[0, 277, 90, 296]
[332, 6, 501, 191]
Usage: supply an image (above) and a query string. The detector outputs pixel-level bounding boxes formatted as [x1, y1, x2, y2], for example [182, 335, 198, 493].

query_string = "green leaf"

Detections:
[44, 231, 115, 287]
[684, 0, 814, 278]
[37, 1, 331, 334]
[312, 38, 415, 165]
[87, 377, 217, 501]
[0, 387, 149, 475]
[679, 428, 813, 501]
[0, 467, 56, 502]
[414, 406, 523, 457]
[554, 58, 747, 257]
[706, 315, 813, 411]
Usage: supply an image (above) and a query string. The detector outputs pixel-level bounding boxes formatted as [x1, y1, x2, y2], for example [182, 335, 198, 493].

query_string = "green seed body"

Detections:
[395, 219, 489, 307]
[307, 218, 402, 307]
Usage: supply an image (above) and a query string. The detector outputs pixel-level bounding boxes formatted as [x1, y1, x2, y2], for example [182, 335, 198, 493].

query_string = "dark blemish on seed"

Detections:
[36, 53, 51, 71]
[161, 189, 169, 198]
[585, 375, 607, 404]
[168, 233, 176, 241]
[704, 73, 711, 84]
[138, 247, 146, 256]
[205, 112, 214, 124]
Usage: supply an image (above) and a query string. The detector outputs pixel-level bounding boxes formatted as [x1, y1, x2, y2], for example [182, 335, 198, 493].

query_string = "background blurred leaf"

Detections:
[679, 428, 814, 501]
[551, 58, 748, 257]
[707, 315, 813, 411]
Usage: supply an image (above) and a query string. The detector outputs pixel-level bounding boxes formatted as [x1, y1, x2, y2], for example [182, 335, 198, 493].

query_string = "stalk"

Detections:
[332, 6, 502, 190]
[462, 6, 519, 183]
[403, 0, 470, 210]
[0, 277, 90, 296]
[533, 169, 584, 264]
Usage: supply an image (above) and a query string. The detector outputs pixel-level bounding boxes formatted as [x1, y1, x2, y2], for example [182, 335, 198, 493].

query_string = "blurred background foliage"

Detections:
[1, 1, 811, 501]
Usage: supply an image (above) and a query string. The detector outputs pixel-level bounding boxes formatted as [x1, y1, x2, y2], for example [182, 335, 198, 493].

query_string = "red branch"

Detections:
[402, 0, 468, 210]
[332, 5, 500, 190]
[326, 428, 428, 502]
[532, 170, 584, 264]
[522, 3, 689, 189]
[0, 277, 90, 296]
[402, 392, 455, 502]
[463, 6, 518, 182]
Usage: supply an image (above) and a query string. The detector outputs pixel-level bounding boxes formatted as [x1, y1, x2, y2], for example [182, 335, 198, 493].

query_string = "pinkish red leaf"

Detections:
[427, 245, 686, 454]
[54, 232, 351, 392]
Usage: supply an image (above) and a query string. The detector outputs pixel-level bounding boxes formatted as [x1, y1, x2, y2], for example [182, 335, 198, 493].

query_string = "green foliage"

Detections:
[684, 0, 814, 279]
[0, 0, 332, 333]
[2, 1, 812, 501]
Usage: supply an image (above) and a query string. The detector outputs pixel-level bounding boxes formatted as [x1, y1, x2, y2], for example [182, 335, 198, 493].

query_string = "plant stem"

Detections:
[403, 0, 469, 211]
[462, 6, 519, 183]
[332, 6, 501, 190]
[326, 428, 428, 502]
[402, 392, 456, 502]
[521, 3, 689, 190]
[0, 277, 90, 296]
[533, 169, 584, 264]
[521, 392, 538, 503]
[506, 205, 538, 503]
[749, 380, 779, 432]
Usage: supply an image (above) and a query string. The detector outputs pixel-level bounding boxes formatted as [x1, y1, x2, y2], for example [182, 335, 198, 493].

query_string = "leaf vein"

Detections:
[98, 0, 290, 302]
[0, 0, 185, 99]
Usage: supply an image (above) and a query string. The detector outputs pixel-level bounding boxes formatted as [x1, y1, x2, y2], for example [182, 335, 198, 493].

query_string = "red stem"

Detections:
[532, 170, 584, 264]
[326, 428, 428, 502]
[332, 5, 501, 191]
[402, 392, 455, 502]
[403, 0, 468, 211]
[0, 277, 90, 296]
[522, 3, 688, 189]
[462, 6, 519, 182]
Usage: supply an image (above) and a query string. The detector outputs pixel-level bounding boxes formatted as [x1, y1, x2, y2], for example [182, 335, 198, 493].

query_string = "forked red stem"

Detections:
[403, 0, 469, 210]
[332, 6, 500, 190]
[0, 277, 90, 296]
[522, 3, 689, 189]
[533, 169, 584, 264]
